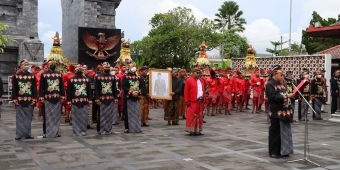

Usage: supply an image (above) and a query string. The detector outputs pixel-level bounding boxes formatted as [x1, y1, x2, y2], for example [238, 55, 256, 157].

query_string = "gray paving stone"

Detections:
[0, 104, 340, 170]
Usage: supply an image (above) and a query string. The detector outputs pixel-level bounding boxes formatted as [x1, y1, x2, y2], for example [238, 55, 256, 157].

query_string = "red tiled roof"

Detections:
[306, 24, 340, 38]
[316, 44, 340, 59]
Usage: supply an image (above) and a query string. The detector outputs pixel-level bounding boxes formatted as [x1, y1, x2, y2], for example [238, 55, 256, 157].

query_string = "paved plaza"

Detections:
[0, 104, 340, 170]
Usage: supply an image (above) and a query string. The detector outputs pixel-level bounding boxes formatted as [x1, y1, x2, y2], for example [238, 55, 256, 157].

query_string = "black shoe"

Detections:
[270, 154, 281, 159]
[87, 125, 93, 129]
[15, 137, 21, 140]
[112, 122, 119, 125]
[281, 154, 289, 157]
[148, 117, 152, 120]
[56, 134, 61, 138]
[25, 136, 34, 139]
[203, 120, 206, 123]
[142, 123, 149, 127]
[321, 111, 327, 113]
[167, 121, 171, 126]
[182, 116, 186, 119]
[197, 132, 204, 136]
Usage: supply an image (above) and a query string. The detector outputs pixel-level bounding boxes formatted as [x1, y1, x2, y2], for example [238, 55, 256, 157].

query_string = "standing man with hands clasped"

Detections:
[265, 65, 294, 158]
[12, 60, 37, 140]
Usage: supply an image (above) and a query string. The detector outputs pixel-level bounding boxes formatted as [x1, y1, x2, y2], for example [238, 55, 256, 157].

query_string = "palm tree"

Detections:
[214, 1, 246, 32]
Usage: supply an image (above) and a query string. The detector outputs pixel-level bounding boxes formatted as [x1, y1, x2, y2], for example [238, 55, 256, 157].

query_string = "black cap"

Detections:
[302, 68, 309, 73]
[272, 64, 282, 70]
[140, 66, 148, 71]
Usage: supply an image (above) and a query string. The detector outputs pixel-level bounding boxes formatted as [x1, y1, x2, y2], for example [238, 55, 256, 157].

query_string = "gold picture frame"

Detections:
[149, 69, 172, 100]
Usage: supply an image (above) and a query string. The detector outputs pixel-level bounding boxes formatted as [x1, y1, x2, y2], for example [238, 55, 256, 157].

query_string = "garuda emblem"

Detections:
[83, 31, 120, 60]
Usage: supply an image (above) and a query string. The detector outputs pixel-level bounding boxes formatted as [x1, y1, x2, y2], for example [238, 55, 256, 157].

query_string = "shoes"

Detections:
[182, 116, 186, 119]
[25, 136, 34, 139]
[56, 134, 61, 138]
[172, 123, 179, 126]
[195, 132, 204, 136]
[142, 123, 150, 127]
[167, 121, 171, 126]
[112, 122, 119, 125]
[124, 129, 129, 133]
[148, 117, 152, 120]
[203, 120, 206, 123]
[15, 137, 21, 140]
[270, 154, 281, 159]
[281, 154, 289, 158]
[321, 111, 327, 113]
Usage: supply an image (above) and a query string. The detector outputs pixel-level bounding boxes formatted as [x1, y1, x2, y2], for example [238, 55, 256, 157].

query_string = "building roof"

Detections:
[306, 24, 340, 38]
[316, 44, 340, 59]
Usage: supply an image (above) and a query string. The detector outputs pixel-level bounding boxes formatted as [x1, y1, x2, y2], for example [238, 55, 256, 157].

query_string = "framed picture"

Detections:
[149, 69, 172, 100]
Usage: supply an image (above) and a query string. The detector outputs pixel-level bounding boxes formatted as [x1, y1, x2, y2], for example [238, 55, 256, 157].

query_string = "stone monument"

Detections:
[61, 0, 121, 63]
[0, 0, 44, 92]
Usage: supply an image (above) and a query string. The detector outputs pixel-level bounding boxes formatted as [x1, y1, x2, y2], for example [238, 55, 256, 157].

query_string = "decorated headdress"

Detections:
[195, 41, 210, 67]
[102, 62, 110, 68]
[75, 64, 84, 72]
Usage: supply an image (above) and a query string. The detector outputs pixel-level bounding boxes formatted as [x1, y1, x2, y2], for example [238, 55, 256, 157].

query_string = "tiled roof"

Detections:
[316, 45, 340, 59]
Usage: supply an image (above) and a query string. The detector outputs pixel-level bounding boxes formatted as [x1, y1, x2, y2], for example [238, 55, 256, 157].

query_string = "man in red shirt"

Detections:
[184, 68, 205, 136]
[250, 69, 262, 114]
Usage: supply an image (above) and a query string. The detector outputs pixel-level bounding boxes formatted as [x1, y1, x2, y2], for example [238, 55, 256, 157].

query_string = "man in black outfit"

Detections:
[330, 70, 340, 114]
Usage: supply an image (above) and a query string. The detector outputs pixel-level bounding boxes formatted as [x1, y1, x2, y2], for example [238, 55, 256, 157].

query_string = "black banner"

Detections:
[78, 27, 121, 69]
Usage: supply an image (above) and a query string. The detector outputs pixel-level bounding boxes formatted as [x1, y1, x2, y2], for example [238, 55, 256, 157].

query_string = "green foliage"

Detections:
[220, 30, 248, 58]
[266, 41, 305, 56]
[302, 11, 340, 54]
[132, 7, 221, 69]
[214, 1, 246, 32]
[0, 23, 9, 53]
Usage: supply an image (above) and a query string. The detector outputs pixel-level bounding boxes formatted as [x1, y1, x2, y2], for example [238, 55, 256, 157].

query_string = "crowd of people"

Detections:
[0, 58, 339, 159]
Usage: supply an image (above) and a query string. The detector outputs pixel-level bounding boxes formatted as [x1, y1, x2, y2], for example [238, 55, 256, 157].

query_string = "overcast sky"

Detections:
[38, 0, 340, 56]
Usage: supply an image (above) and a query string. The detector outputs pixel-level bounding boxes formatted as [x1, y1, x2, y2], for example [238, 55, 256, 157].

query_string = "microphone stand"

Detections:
[288, 82, 320, 166]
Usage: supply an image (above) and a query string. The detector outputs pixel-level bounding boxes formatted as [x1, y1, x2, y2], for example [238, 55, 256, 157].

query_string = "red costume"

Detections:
[220, 75, 233, 114]
[184, 76, 205, 134]
[235, 74, 246, 112]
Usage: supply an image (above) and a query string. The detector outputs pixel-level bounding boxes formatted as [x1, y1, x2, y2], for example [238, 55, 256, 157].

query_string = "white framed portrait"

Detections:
[149, 69, 172, 100]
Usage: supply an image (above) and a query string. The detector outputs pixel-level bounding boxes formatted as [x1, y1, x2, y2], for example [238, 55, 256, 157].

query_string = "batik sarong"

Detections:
[71, 105, 88, 136]
[16, 105, 33, 138]
[127, 99, 141, 133]
[44, 101, 61, 138]
[99, 103, 114, 134]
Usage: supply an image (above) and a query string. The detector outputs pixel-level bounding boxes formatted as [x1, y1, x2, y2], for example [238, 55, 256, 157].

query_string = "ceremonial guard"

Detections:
[110, 66, 120, 125]
[62, 65, 75, 123]
[265, 65, 294, 158]
[250, 69, 262, 113]
[12, 60, 37, 140]
[330, 70, 340, 114]
[206, 70, 220, 116]
[94, 62, 119, 135]
[122, 66, 142, 133]
[67, 65, 92, 136]
[139, 66, 150, 126]
[184, 68, 205, 135]
[220, 71, 232, 115]
[310, 70, 326, 120]
[39, 60, 64, 138]
[284, 71, 296, 116]
[178, 69, 186, 119]
[299, 69, 311, 121]
[165, 69, 183, 125]
[0, 76, 3, 119]
[235, 71, 246, 112]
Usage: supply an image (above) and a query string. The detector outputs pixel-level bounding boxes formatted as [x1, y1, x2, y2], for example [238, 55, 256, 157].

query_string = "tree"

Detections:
[302, 11, 340, 54]
[0, 23, 9, 53]
[266, 41, 283, 56]
[220, 30, 248, 58]
[132, 7, 220, 69]
[214, 1, 246, 32]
